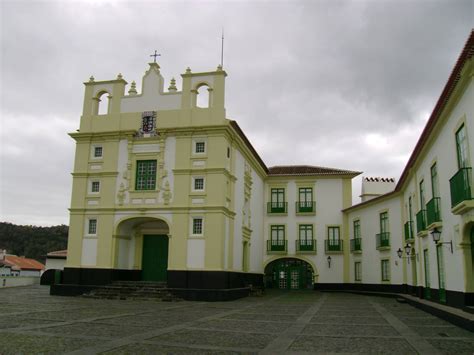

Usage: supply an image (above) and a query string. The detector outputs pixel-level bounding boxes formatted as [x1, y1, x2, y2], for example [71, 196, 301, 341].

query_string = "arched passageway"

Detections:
[264, 258, 314, 290]
[115, 217, 170, 282]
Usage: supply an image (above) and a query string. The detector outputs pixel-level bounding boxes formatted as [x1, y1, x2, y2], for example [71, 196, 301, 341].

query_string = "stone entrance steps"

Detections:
[83, 281, 182, 302]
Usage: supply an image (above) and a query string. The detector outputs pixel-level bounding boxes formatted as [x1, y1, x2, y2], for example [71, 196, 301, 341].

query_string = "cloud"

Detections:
[0, 0, 472, 225]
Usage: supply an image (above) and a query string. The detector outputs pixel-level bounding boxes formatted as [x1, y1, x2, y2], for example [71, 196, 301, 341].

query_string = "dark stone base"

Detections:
[50, 267, 263, 301]
[61, 267, 141, 286]
[313, 282, 405, 293]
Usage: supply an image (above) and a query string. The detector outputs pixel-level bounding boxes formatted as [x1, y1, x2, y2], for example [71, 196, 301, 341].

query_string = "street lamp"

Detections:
[327, 256, 332, 268]
[431, 227, 453, 253]
[397, 243, 414, 264]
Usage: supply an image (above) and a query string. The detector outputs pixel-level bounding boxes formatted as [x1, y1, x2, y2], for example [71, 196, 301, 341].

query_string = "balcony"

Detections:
[449, 167, 474, 214]
[296, 239, 317, 253]
[416, 210, 427, 235]
[267, 202, 288, 214]
[350, 238, 362, 252]
[404, 221, 414, 242]
[295, 201, 316, 214]
[266, 240, 287, 254]
[325, 239, 343, 253]
[376, 232, 390, 249]
[426, 197, 442, 227]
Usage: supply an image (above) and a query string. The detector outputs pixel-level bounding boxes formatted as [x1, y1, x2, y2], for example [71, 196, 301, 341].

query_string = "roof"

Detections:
[268, 165, 361, 177]
[2, 255, 45, 271]
[345, 30, 474, 212]
[46, 250, 67, 259]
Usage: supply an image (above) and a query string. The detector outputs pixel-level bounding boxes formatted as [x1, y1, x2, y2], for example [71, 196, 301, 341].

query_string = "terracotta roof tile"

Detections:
[268, 165, 361, 177]
[4, 255, 45, 271]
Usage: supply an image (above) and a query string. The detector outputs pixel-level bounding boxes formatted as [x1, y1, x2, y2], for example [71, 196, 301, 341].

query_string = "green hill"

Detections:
[0, 222, 68, 263]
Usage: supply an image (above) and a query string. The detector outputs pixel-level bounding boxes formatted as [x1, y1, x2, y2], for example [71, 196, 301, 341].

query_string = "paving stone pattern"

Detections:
[0, 286, 472, 354]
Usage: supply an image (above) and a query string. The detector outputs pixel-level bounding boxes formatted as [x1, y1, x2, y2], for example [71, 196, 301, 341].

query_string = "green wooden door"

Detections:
[142, 235, 168, 282]
[436, 245, 446, 303]
[423, 249, 431, 300]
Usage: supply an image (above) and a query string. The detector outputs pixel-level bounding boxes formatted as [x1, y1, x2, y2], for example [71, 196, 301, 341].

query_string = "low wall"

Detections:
[0, 276, 40, 288]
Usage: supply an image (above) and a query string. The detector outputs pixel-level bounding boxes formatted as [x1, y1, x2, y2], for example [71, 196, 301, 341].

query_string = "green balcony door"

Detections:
[142, 235, 169, 282]
[423, 249, 431, 300]
[436, 245, 446, 303]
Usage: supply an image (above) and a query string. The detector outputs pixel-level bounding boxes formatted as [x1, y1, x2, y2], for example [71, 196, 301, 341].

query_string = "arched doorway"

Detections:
[115, 217, 170, 282]
[264, 258, 314, 290]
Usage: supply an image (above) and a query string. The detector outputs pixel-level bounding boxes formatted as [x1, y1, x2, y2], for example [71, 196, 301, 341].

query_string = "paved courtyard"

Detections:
[0, 285, 473, 354]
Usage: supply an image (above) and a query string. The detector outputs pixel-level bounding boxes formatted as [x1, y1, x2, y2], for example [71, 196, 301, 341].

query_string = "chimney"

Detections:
[360, 177, 396, 202]
[0, 249, 5, 261]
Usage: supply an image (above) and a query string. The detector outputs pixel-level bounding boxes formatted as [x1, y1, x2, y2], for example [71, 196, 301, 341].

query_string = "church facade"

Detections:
[55, 31, 474, 308]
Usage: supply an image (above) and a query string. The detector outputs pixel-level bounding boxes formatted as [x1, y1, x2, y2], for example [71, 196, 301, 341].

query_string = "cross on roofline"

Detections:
[150, 50, 161, 63]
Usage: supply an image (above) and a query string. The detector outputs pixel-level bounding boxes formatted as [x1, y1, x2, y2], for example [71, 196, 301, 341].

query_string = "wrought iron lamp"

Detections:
[327, 256, 332, 268]
[397, 243, 414, 264]
[431, 228, 453, 253]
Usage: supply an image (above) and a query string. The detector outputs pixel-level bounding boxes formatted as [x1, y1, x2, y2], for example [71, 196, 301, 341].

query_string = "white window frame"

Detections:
[87, 218, 98, 236]
[191, 217, 204, 236]
[192, 176, 205, 192]
[90, 180, 100, 194]
[91, 145, 103, 159]
[192, 138, 207, 155]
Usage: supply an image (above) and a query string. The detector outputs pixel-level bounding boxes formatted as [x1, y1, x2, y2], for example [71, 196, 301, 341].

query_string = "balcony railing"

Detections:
[426, 197, 442, 225]
[404, 221, 414, 241]
[266, 239, 287, 252]
[350, 238, 362, 252]
[296, 239, 316, 252]
[325, 239, 343, 252]
[295, 201, 316, 213]
[449, 167, 473, 207]
[416, 210, 427, 233]
[267, 202, 288, 214]
[376, 232, 390, 249]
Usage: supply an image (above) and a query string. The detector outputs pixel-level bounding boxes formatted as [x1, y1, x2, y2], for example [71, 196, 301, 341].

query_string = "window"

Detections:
[94, 146, 103, 158]
[269, 188, 286, 213]
[136, 160, 157, 190]
[192, 218, 203, 235]
[227, 147, 230, 158]
[298, 187, 314, 212]
[380, 212, 389, 233]
[88, 219, 97, 235]
[353, 220, 361, 239]
[419, 180, 425, 208]
[299, 225, 313, 243]
[271, 188, 285, 204]
[91, 181, 100, 193]
[271, 225, 285, 242]
[328, 226, 340, 243]
[381, 259, 390, 281]
[195, 141, 206, 154]
[299, 187, 312, 204]
[355, 262, 362, 281]
[408, 196, 413, 222]
[193, 177, 204, 191]
[431, 163, 439, 198]
[455, 124, 469, 168]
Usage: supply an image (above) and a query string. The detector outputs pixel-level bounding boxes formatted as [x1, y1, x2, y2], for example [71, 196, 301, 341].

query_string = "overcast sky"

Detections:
[0, 0, 472, 226]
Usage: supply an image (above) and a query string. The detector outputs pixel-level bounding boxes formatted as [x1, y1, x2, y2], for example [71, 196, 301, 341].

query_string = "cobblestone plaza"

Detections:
[0, 285, 473, 354]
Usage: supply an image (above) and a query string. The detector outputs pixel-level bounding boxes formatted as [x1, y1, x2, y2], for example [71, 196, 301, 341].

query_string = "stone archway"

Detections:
[115, 217, 170, 282]
[264, 258, 315, 290]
